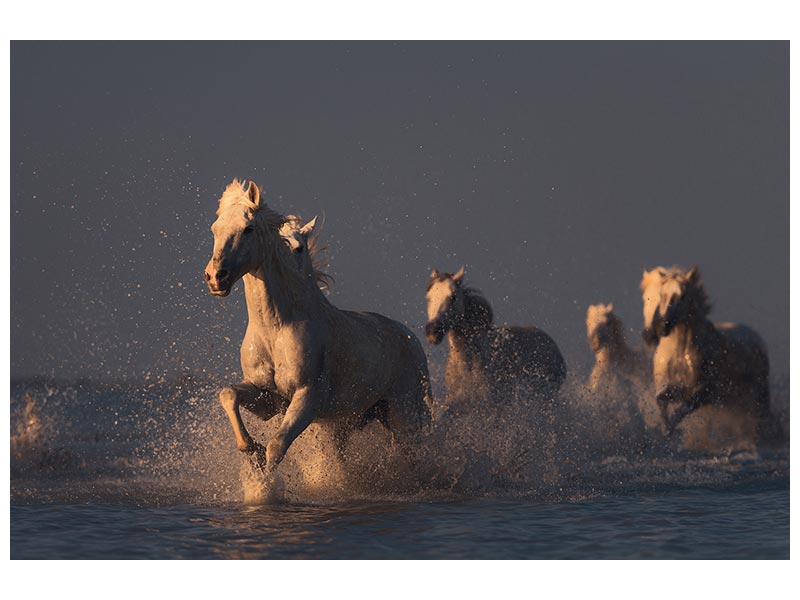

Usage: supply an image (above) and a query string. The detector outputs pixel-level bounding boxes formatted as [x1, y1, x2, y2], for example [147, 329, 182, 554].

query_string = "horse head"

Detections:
[661, 266, 708, 336]
[204, 179, 264, 296]
[279, 214, 318, 270]
[640, 267, 668, 345]
[586, 303, 620, 352]
[641, 266, 706, 342]
[425, 266, 466, 344]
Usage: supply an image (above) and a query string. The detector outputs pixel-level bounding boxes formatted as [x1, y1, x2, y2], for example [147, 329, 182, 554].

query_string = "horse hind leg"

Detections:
[382, 389, 433, 449]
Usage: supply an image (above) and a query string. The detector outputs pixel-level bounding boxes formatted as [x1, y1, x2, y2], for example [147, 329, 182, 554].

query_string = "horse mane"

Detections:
[673, 268, 711, 318]
[217, 179, 331, 297]
[461, 286, 494, 330]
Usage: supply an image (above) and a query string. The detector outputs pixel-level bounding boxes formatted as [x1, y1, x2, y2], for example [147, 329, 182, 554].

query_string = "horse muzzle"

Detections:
[208, 285, 231, 297]
[204, 266, 233, 296]
[425, 322, 444, 345]
[641, 326, 659, 346]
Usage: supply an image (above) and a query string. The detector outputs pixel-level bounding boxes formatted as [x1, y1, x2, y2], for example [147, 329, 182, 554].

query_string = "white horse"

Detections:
[640, 266, 770, 443]
[585, 303, 659, 444]
[586, 303, 650, 394]
[204, 179, 433, 474]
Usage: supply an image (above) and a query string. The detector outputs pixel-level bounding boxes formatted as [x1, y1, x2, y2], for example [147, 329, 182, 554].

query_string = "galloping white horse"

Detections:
[204, 179, 433, 474]
[640, 266, 770, 441]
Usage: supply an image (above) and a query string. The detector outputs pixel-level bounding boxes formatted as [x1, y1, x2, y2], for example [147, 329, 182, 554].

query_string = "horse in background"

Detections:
[640, 266, 771, 449]
[204, 179, 432, 479]
[585, 303, 659, 440]
[425, 267, 566, 416]
[587, 303, 651, 394]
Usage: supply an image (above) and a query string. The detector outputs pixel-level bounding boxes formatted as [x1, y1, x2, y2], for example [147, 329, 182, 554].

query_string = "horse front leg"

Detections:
[219, 382, 272, 468]
[657, 385, 703, 437]
[264, 386, 319, 473]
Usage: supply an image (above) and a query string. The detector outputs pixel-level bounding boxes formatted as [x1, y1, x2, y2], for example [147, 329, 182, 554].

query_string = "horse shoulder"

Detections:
[239, 327, 276, 389]
[271, 321, 328, 393]
[653, 335, 691, 390]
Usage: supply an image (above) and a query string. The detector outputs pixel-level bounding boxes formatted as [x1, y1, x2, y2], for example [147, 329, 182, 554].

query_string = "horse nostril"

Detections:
[204, 271, 211, 282]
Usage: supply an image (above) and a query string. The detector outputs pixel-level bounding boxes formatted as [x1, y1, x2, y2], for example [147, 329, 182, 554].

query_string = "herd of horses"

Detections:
[203, 179, 775, 479]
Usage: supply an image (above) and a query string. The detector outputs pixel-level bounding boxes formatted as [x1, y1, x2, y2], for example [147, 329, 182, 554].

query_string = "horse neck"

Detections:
[595, 331, 635, 369]
[447, 322, 490, 367]
[664, 316, 715, 353]
[243, 264, 328, 333]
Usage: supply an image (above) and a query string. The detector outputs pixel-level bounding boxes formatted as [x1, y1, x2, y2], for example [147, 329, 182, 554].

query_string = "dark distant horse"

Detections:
[425, 267, 566, 415]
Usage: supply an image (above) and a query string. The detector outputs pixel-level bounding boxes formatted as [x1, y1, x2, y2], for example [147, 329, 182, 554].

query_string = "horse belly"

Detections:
[313, 387, 382, 421]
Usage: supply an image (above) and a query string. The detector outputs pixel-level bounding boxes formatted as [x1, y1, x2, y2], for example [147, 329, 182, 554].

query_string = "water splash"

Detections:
[9, 373, 789, 507]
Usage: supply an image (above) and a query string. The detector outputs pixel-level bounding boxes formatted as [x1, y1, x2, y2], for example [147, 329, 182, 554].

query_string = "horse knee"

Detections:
[219, 386, 238, 412]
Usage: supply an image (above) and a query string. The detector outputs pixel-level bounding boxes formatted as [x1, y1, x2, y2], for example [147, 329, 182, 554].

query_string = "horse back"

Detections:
[331, 309, 430, 390]
[714, 322, 770, 378]
[491, 325, 567, 387]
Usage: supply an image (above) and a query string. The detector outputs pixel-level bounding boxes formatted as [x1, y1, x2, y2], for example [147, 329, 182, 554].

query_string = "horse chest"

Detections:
[446, 346, 491, 403]
[655, 341, 700, 388]
[240, 337, 278, 391]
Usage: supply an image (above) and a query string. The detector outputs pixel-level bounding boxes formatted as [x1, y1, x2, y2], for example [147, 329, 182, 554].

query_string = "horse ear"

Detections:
[687, 266, 700, 282]
[246, 181, 261, 207]
[300, 215, 318, 237]
[606, 303, 614, 312]
[430, 268, 440, 279]
[453, 266, 466, 281]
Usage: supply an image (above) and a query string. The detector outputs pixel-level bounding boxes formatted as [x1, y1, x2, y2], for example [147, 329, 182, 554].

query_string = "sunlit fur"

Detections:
[585, 303, 659, 434]
[425, 268, 567, 416]
[587, 304, 648, 389]
[205, 179, 433, 479]
[641, 266, 771, 448]
[640, 266, 669, 346]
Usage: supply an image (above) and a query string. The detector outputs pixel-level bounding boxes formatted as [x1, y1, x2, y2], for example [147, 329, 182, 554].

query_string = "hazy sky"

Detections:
[10, 41, 788, 382]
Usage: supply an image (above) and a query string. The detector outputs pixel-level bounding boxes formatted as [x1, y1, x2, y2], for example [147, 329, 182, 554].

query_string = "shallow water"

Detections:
[9, 378, 790, 559]
[10, 480, 789, 559]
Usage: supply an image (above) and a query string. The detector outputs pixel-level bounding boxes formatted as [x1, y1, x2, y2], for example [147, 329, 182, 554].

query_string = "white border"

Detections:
[2, 0, 795, 595]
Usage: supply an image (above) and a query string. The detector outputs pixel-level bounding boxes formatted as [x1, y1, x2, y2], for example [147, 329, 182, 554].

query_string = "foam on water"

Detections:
[9, 371, 789, 508]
